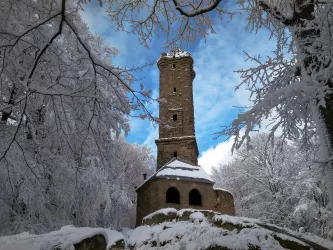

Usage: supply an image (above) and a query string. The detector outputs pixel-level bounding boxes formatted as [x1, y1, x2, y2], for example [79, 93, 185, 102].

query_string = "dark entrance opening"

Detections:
[189, 189, 202, 206]
[166, 187, 180, 204]
[174, 151, 177, 157]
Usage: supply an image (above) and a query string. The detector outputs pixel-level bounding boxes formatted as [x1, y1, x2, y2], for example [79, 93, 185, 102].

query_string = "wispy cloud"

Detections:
[191, 15, 276, 172]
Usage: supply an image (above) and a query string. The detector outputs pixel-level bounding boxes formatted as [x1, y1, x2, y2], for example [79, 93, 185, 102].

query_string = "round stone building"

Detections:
[136, 49, 235, 226]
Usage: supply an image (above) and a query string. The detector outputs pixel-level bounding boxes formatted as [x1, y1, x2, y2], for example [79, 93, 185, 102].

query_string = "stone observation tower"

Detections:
[136, 49, 235, 226]
[155, 49, 198, 169]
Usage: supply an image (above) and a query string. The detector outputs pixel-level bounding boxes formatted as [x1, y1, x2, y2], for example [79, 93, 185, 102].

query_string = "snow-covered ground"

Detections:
[0, 225, 124, 250]
[1, 208, 332, 250]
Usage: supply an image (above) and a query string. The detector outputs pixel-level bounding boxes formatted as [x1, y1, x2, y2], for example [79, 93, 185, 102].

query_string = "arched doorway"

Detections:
[166, 187, 180, 204]
[189, 189, 202, 206]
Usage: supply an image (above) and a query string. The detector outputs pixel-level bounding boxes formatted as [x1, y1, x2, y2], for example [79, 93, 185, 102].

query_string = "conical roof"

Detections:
[137, 158, 214, 191]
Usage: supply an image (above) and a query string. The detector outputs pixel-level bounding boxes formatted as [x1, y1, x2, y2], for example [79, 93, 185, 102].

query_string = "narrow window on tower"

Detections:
[173, 87, 176, 92]
[173, 114, 177, 121]
[174, 151, 177, 157]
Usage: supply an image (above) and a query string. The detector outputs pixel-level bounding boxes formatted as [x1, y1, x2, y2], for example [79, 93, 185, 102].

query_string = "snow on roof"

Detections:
[155, 158, 214, 183]
[136, 158, 214, 191]
[213, 187, 233, 195]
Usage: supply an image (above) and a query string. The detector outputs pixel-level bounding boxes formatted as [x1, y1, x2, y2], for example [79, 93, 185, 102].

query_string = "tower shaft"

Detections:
[155, 50, 199, 169]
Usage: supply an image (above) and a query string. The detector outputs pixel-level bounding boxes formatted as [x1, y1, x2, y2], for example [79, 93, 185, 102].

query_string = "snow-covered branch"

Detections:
[172, 0, 222, 17]
[106, 0, 232, 47]
[0, 0, 155, 234]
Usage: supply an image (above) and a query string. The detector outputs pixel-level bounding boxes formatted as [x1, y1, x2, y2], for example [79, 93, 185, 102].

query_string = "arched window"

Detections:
[189, 189, 202, 206]
[166, 187, 180, 204]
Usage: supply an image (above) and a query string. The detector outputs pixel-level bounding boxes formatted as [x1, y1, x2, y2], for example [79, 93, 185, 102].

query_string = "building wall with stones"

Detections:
[136, 179, 235, 226]
[155, 137, 198, 170]
[136, 178, 235, 226]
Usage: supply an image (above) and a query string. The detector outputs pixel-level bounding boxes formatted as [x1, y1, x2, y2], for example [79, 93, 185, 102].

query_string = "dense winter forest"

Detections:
[212, 133, 332, 240]
[1, 0, 333, 248]
[0, 0, 155, 235]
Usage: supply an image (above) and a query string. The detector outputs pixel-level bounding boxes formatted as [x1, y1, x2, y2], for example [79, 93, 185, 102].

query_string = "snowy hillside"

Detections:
[1, 208, 332, 250]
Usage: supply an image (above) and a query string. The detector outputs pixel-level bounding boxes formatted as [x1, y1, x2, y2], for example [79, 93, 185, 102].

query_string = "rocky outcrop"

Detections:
[73, 234, 106, 250]
[1, 209, 332, 250]
[136, 208, 332, 250]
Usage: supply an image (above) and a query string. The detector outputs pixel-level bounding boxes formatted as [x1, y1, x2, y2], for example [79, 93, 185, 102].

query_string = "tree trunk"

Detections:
[318, 93, 333, 215]
[262, 0, 333, 217]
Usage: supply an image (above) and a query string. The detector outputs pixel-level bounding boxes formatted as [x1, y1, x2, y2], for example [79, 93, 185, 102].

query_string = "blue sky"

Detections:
[80, 2, 275, 173]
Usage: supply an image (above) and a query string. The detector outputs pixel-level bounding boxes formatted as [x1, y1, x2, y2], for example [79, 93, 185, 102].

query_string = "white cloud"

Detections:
[198, 139, 235, 174]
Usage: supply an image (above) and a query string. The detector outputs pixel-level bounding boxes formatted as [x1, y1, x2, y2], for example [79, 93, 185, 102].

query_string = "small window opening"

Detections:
[172, 64, 176, 68]
[173, 87, 177, 92]
[174, 151, 177, 157]
[189, 189, 202, 206]
[166, 187, 180, 204]
[173, 114, 177, 121]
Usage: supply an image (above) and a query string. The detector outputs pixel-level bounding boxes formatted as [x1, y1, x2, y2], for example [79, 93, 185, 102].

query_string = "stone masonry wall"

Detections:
[157, 56, 195, 139]
[155, 138, 198, 168]
[136, 178, 235, 226]
[156, 55, 199, 169]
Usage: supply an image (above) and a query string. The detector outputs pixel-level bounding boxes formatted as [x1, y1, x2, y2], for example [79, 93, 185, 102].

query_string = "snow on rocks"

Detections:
[105, 230, 125, 249]
[127, 225, 162, 247]
[213, 214, 259, 231]
[1, 208, 333, 250]
[143, 208, 178, 221]
[139, 208, 333, 250]
[0, 226, 124, 250]
[143, 208, 219, 226]
[189, 211, 205, 223]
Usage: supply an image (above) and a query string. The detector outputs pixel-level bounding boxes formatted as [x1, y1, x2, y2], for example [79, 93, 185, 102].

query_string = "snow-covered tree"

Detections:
[212, 133, 333, 239]
[105, 0, 333, 216]
[218, 0, 333, 216]
[101, 136, 155, 229]
[0, 0, 155, 235]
